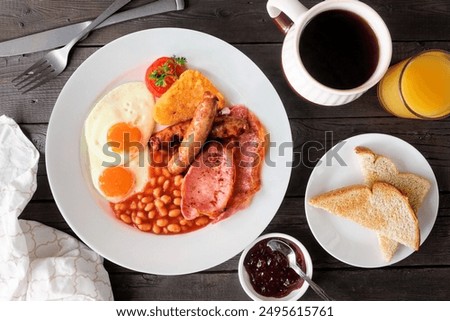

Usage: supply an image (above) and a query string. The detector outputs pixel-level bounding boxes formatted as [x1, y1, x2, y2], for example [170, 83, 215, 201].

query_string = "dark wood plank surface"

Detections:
[1, 0, 449, 300]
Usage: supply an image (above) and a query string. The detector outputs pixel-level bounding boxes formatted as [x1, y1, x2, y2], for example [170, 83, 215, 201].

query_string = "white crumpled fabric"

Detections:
[0, 115, 113, 300]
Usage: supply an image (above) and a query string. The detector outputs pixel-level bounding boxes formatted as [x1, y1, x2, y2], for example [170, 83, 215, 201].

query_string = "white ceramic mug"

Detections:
[267, 0, 392, 106]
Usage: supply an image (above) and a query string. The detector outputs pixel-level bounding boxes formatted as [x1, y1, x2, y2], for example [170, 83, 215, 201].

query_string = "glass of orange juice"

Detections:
[377, 49, 450, 119]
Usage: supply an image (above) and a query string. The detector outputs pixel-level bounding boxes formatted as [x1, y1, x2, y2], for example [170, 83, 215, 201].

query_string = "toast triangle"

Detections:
[355, 146, 429, 260]
[309, 182, 420, 251]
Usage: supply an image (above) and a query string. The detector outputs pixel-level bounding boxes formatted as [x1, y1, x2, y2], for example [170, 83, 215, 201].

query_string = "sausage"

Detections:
[150, 116, 248, 151]
[167, 91, 218, 174]
[149, 120, 190, 151]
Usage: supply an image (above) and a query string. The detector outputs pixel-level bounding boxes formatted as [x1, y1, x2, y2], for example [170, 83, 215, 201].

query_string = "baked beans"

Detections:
[110, 150, 211, 234]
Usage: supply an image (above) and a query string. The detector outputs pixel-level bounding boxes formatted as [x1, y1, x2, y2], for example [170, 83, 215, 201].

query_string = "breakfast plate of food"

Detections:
[46, 28, 292, 275]
[304, 133, 439, 268]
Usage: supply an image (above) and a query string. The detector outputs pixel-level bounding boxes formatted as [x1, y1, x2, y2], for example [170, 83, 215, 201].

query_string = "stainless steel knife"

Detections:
[0, 0, 185, 57]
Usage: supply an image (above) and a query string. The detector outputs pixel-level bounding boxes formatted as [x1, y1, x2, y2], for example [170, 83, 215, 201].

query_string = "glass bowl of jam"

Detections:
[238, 233, 313, 301]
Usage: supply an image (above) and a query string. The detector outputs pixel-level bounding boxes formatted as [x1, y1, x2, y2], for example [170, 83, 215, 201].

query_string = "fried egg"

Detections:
[84, 82, 155, 202]
[85, 82, 155, 160]
[87, 147, 150, 203]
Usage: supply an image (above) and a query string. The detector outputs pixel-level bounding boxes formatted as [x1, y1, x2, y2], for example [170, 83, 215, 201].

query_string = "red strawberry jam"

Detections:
[243, 238, 306, 298]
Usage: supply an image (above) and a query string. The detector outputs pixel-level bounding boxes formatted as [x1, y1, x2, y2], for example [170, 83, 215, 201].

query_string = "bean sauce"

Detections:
[244, 238, 306, 298]
[110, 150, 211, 234]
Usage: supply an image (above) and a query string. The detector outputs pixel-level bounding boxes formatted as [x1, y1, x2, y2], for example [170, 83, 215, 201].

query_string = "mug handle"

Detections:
[267, 0, 308, 34]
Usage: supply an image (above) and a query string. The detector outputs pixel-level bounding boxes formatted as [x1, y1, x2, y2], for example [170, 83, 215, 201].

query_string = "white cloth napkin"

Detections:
[0, 115, 113, 300]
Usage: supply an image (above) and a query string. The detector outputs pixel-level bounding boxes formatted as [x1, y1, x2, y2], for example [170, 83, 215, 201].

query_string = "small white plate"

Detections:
[304, 133, 439, 268]
[238, 233, 313, 301]
[46, 28, 292, 275]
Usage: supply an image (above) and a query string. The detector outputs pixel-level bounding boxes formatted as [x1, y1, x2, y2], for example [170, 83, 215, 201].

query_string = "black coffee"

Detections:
[299, 10, 379, 90]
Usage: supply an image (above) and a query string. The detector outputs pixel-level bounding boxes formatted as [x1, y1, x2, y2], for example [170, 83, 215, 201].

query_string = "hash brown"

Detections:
[153, 70, 226, 125]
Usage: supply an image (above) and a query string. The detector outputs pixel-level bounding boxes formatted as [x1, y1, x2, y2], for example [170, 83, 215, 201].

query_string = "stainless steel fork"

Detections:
[12, 0, 132, 93]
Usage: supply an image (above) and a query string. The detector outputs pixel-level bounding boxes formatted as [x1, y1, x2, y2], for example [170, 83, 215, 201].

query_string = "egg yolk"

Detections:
[99, 166, 135, 198]
[107, 122, 142, 153]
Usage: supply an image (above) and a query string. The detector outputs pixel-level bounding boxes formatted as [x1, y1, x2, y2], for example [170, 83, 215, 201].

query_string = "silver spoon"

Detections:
[267, 239, 334, 301]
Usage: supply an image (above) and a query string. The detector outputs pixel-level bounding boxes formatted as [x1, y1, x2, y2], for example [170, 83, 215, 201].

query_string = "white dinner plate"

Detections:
[304, 133, 439, 268]
[46, 28, 292, 275]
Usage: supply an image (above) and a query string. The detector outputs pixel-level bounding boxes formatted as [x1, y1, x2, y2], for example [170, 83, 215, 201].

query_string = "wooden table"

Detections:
[1, 0, 449, 300]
